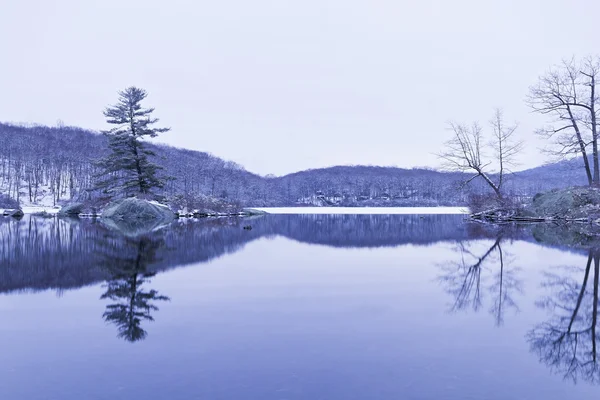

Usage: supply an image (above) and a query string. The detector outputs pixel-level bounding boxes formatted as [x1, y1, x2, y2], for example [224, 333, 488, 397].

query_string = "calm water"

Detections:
[0, 214, 598, 399]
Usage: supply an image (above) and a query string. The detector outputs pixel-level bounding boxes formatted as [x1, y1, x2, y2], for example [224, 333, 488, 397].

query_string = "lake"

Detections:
[0, 212, 598, 399]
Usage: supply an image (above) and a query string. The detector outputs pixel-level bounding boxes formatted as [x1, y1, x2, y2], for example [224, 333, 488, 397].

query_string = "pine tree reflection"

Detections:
[527, 249, 600, 384]
[99, 235, 170, 342]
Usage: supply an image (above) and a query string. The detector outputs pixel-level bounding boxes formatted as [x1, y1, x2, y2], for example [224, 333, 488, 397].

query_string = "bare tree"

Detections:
[438, 109, 522, 199]
[490, 109, 522, 191]
[528, 56, 600, 186]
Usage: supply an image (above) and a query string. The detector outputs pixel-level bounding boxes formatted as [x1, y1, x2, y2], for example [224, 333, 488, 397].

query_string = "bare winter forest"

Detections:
[0, 122, 588, 210]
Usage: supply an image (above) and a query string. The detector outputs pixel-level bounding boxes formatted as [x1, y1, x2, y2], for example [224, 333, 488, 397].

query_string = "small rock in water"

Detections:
[4, 209, 24, 218]
[243, 225, 252, 230]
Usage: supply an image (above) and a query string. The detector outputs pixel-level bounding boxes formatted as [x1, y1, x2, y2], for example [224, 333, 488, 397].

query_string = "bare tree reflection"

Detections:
[488, 241, 522, 326]
[438, 235, 523, 326]
[100, 235, 170, 342]
[527, 250, 600, 384]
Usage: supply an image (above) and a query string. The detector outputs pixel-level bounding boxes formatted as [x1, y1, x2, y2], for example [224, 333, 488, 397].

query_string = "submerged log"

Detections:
[470, 208, 600, 224]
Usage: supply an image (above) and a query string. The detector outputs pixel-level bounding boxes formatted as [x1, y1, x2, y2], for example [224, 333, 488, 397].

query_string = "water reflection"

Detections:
[99, 235, 170, 342]
[438, 234, 523, 326]
[436, 227, 600, 385]
[0, 214, 472, 294]
[2, 214, 600, 387]
[527, 249, 600, 384]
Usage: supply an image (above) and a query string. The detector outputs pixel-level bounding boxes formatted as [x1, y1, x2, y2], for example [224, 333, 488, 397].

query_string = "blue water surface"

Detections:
[0, 214, 596, 399]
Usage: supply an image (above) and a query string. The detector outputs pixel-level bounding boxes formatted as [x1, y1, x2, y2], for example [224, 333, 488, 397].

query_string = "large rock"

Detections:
[101, 198, 176, 236]
[58, 203, 84, 216]
[523, 187, 600, 219]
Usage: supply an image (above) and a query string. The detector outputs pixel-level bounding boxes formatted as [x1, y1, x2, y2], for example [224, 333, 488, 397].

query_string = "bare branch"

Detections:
[527, 56, 600, 185]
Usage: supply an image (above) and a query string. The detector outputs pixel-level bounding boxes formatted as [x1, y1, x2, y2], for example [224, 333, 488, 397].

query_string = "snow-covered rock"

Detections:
[101, 198, 176, 236]
[102, 198, 175, 221]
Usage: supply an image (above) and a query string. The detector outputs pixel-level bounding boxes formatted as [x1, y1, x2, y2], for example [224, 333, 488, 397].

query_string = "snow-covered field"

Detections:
[250, 207, 469, 215]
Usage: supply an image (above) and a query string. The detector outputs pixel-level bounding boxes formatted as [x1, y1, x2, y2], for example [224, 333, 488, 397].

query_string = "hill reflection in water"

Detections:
[0, 214, 474, 294]
[1, 213, 599, 394]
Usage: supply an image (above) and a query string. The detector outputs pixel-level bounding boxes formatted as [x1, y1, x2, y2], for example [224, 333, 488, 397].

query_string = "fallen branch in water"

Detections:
[470, 209, 600, 224]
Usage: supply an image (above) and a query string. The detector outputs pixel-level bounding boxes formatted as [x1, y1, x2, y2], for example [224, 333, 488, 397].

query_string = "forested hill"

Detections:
[0, 123, 264, 208]
[0, 122, 589, 208]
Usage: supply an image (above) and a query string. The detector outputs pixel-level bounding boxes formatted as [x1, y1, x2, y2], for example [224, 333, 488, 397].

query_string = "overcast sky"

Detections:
[1, 0, 598, 176]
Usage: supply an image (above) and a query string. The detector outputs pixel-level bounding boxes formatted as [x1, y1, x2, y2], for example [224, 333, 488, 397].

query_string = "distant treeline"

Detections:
[0, 122, 588, 208]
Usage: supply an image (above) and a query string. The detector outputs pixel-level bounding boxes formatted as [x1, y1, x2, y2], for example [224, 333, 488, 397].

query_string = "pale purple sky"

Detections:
[1, 0, 598, 175]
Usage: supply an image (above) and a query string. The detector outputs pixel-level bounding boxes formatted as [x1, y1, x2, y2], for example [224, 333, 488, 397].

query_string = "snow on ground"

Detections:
[1, 178, 64, 214]
[148, 200, 171, 209]
[21, 206, 61, 214]
[1, 206, 60, 215]
[251, 207, 469, 215]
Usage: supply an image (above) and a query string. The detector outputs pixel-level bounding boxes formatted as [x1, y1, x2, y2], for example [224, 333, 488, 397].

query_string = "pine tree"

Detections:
[96, 87, 170, 196]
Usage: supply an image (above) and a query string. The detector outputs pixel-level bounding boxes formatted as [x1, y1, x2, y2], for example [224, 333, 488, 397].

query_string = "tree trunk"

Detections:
[591, 75, 599, 184]
[567, 105, 593, 186]
[592, 254, 599, 361]
[479, 171, 503, 199]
